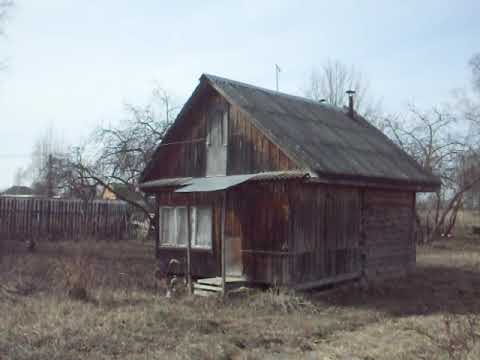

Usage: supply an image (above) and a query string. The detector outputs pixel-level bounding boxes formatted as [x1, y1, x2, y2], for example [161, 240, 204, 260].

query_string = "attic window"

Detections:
[206, 108, 228, 147]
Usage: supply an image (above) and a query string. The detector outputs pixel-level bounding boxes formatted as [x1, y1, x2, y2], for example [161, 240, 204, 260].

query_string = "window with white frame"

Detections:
[206, 109, 228, 147]
[191, 206, 213, 248]
[159, 206, 212, 249]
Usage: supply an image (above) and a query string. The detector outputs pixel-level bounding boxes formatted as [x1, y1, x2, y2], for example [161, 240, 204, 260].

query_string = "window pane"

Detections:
[194, 207, 212, 248]
[176, 207, 187, 246]
[160, 207, 175, 245]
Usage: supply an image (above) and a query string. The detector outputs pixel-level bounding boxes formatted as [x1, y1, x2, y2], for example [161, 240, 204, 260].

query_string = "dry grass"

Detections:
[1, 237, 480, 359]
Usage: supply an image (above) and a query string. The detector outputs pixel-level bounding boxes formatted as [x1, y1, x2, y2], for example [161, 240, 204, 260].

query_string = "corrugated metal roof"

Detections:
[203, 74, 441, 189]
[139, 177, 193, 191]
[252, 170, 310, 181]
[175, 174, 256, 193]
[140, 171, 310, 193]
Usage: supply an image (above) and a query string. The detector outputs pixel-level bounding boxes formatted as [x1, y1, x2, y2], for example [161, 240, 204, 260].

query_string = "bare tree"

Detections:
[12, 167, 26, 186]
[383, 106, 480, 242]
[0, 1, 13, 260]
[0, 1, 13, 70]
[72, 86, 178, 228]
[469, 53, 480, 95]
[304, 59, 382, 123]
[26, 126, 69, 197]
[462, 54, 480, 131]
[93, 87, 175, 187]
[24, 125, 94, 200]
[448, 54, 480, 211]
[0, 1, 12, 34]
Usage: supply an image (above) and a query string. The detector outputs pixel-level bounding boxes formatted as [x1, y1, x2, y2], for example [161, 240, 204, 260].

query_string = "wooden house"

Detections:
[139, 74, 440, 293]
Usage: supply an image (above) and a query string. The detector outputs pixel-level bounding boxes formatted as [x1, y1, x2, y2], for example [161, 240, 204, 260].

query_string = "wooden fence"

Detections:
[0, 196, 128, 241]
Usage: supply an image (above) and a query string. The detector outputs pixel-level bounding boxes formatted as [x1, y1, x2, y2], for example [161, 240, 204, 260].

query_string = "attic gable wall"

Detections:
[144, 88, 214, 180]
[227, 103, 297, 174]
[144, 84, 299, 181]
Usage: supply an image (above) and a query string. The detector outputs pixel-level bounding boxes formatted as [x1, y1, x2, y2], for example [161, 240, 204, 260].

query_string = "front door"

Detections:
[225, 236, 243, 276]
[206, 105, 228, 176]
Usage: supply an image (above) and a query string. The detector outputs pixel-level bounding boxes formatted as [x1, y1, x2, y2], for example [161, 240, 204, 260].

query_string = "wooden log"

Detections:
[294, 272, 361, 291]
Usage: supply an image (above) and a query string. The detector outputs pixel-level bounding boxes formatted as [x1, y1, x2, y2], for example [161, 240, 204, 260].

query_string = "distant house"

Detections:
[140, 74, 440, 293]
[101, 185, 118, 201]
[101, 183, 153, 215]
[1, 185, 35, 196]
[102, 183, 142, 203]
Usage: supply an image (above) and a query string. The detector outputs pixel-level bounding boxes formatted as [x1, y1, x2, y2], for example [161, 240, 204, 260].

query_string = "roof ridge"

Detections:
[202, 73, 342, 110]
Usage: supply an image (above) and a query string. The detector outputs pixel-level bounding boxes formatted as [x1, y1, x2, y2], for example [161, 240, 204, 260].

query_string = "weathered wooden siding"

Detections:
[290, 185, 362, 285]
[146, 86, 298, 182]
[363, 189, 416, 280]
[228, 182, 292, 284]
[155, 183, 416, 286]
[0, 197, 128, 241]
[227, 105, 297, 174]
[156, 182, 295, 283]
[226, 183, 361, 286]
[147, 88, 226, 180]
[155, 191, 223, 278]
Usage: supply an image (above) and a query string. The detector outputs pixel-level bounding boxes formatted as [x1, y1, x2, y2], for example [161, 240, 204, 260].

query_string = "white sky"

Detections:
[0, 0, 478, 189]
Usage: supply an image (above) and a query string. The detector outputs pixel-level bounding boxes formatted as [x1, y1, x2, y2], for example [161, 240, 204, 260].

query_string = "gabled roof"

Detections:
[202, 74, 440, 190]
[141, 73, 440, 191]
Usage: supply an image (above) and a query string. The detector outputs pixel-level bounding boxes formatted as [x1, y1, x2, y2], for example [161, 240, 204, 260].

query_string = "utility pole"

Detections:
[46, 153, 54, 240]
[47, 154, 54, 198]
[275, 64, 281, 92]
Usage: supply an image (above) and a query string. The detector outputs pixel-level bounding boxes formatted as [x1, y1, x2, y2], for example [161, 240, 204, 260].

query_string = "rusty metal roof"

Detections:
[203, 74, 441, 190]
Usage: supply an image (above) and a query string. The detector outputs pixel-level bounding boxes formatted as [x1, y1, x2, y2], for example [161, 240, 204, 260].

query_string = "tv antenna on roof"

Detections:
[275, 64, 281, 91]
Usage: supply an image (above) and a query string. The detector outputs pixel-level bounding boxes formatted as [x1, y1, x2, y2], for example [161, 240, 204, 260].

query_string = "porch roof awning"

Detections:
[175, 174, 256, 193]
[139, 170, 310, 193]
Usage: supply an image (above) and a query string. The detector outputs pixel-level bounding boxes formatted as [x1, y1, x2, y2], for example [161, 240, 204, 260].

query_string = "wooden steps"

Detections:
[193, 276, 246, 296]
[194, 283, 222, 292]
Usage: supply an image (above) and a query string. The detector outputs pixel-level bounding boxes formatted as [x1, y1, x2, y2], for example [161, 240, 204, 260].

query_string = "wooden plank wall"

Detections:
[153, 184, 416, 286]
[155, 191, 223, 278]
[188, 182, 363, 286]
[290, 185, 361, 285]
[145, 86, 298, 182]
[0, 197, 128, 241]
[228, 182, 292, 284]
[227, 104, 297, 174]
[146, 89, 227, 180]
[363, 189, 416, 280]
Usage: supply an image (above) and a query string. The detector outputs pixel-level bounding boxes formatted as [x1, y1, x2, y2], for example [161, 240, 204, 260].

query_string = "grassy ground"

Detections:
[1, 237, 480, 359]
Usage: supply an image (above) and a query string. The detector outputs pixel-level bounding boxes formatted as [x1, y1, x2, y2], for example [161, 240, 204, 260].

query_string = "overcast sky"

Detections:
[0, 0, 478, 189]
